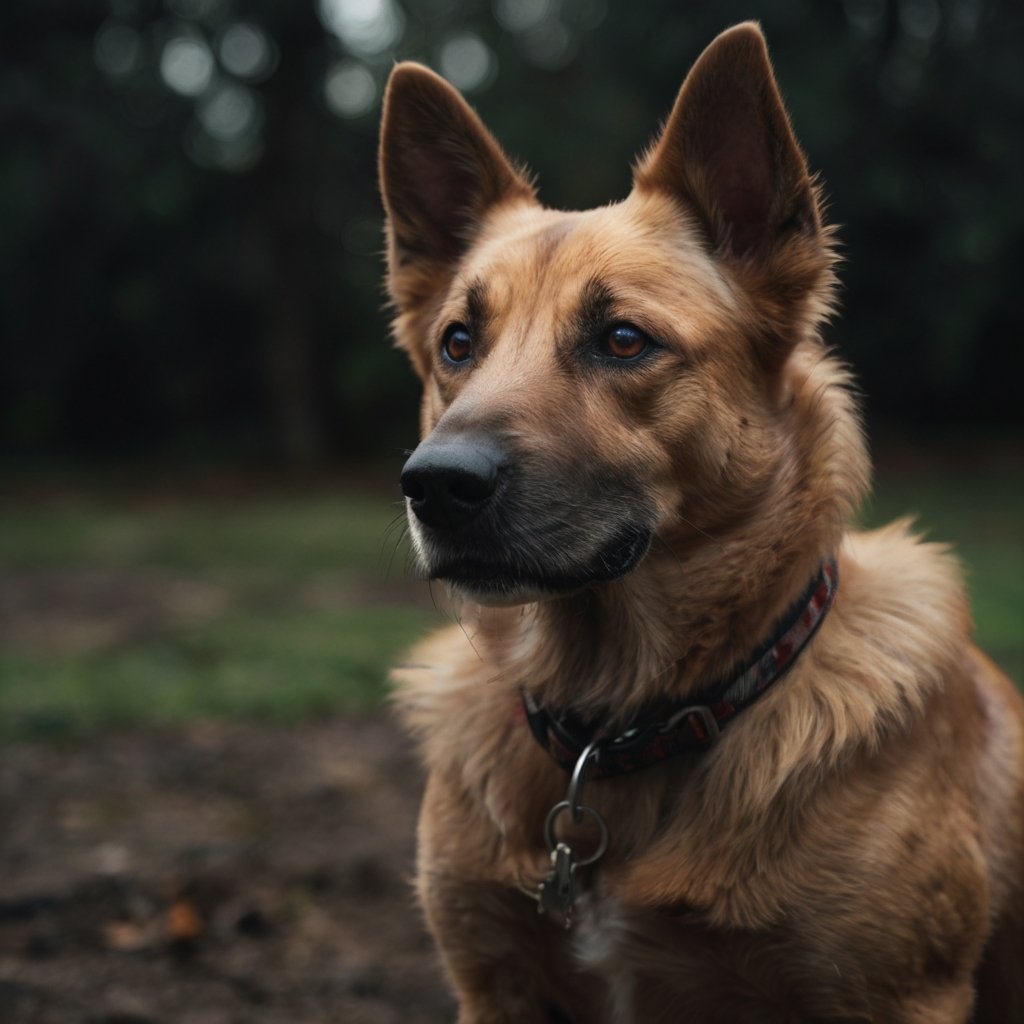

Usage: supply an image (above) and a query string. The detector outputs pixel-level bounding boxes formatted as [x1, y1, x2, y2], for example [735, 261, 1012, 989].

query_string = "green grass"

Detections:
[0, 466, 1019, 742]
[0, 486, 439, 741]
[0, 606, 431, 742]
[0, 492, 410, 576]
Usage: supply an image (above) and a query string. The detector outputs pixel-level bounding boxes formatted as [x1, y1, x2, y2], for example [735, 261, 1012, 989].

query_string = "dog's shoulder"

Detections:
[389, 623, 482, 737]
[792, 519, 974, 758]
[834, 518, 971, 706]
[390, 619, 520, 769]
[719, 521, 975, 808]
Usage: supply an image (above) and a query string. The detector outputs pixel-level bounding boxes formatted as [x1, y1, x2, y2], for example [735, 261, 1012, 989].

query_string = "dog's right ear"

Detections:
[379, 64, 535, 314]
[633, 23, 819, 263]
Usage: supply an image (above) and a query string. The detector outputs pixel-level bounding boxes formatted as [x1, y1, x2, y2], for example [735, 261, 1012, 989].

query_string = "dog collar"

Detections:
[523, 556, 839, 778]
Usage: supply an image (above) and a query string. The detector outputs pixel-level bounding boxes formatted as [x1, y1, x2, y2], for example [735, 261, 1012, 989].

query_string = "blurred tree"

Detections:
[0, 0, 1020, 466]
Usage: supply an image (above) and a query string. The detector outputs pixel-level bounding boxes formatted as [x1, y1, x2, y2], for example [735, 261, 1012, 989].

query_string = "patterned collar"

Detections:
[522, 557, 839, 778]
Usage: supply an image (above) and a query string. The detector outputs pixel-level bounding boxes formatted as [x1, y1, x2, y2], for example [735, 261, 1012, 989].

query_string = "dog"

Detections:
[379, 22, 1024, 1023]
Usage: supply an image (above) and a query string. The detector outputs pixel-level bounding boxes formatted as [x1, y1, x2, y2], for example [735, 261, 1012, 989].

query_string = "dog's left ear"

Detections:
[379, 63, 535, 313]
[634, 24, 831, 355]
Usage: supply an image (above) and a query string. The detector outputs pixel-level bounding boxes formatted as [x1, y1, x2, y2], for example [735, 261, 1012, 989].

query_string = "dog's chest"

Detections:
[571, 896, 639, 1024]
[569, 896, 751, 1023]
[565, 891, 842, 1023]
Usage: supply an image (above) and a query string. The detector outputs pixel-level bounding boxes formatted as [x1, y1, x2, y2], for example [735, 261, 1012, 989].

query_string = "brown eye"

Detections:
[603, 324, 650, 360]
[442, 324, 472, 364]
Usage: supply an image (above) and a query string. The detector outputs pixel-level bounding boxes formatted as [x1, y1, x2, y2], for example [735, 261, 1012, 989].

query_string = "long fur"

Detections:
[381, 22, 1024, 1023]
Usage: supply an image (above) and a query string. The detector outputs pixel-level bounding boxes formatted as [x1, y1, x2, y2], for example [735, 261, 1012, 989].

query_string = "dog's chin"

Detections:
[446, 577, 564, 607]
[423, 526, 652, 607]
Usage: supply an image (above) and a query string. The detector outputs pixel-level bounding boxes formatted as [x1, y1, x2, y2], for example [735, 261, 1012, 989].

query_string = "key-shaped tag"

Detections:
[537, 841, 576, 927]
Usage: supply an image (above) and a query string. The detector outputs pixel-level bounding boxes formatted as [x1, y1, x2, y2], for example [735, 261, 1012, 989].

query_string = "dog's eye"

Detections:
[442, 324, 472, 364]
[602, 324, 650, 361]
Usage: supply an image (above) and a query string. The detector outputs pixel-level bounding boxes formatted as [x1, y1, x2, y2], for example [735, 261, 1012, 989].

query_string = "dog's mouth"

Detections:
[428, 522, 652, 603]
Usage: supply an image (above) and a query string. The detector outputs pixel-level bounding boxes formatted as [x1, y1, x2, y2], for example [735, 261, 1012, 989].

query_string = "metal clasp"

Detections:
[661, 704, 720, 743]
[536, 741, 610, 928]
[565, 739, 600, 822]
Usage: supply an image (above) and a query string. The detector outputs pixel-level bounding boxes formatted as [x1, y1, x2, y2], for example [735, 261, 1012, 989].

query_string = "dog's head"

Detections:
[380, 23, 852, 605]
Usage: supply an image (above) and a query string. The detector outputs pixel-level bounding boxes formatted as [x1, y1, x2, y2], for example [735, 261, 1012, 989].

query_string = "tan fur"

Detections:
[380, 22, 1024, 1023]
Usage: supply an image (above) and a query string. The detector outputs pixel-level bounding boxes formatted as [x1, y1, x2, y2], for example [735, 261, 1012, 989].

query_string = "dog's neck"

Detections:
[515, 527, 835, 719]
[471, 348, 869, 720]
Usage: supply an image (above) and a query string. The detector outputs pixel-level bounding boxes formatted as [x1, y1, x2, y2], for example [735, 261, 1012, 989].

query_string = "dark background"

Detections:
[3, 0, 1022, 471]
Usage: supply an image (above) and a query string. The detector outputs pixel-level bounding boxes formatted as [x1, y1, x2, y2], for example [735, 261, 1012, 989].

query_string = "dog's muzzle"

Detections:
[400, 432, 652, 601]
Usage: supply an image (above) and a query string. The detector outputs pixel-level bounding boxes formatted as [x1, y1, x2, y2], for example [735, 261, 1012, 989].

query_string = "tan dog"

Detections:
[380, 23, 1024, 1023]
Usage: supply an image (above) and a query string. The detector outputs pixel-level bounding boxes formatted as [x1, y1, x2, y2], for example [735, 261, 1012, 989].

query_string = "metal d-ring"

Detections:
[565, 739, 601, 823]
[539, 740, 609, 875]
[543, 801, 609, 869]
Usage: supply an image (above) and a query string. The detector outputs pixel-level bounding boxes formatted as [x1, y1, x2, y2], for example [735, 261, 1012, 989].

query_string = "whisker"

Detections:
[379, 510, 412, 579]
[675, 511, 720, 546]
[455, 612, 484, 663]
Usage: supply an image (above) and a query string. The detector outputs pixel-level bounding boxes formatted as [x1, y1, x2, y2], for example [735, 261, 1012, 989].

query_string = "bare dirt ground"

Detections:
[0, 716, 456, 1023]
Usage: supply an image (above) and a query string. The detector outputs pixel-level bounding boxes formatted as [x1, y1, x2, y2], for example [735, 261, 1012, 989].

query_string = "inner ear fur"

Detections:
[379, 63, 535, 314]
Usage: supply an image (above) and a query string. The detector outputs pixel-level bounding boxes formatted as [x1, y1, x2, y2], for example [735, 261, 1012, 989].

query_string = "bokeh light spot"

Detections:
[843, 0, 886, 36]
[198, 82, 259, 141]
[493, 0, 551, 33]
[519, 18, 575, 70]
[185, 120, 263, 173]
[318, 0, 405, 56]
[218, 23, 275, 80]
[167, 0, 230, 20]
[94, 21, 142, 78]
[160, 36, 215, 97]
[325, 60, 377, 118]
[899, 0, 941, 41]
[948, 0, 981, 43]
[562, 0, 607, 31]
[439, 33, 494, 92]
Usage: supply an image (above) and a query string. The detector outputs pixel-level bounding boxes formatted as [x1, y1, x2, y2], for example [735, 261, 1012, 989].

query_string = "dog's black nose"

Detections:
[401, 437, 503, 530]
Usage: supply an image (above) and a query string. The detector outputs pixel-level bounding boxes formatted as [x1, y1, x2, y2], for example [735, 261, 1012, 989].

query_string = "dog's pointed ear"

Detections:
[633, 23, 820, 262]
[379, 63, 535, 309]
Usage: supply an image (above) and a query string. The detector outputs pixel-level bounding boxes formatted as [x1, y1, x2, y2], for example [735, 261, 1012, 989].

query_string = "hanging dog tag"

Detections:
[537, 841, 576, 927]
